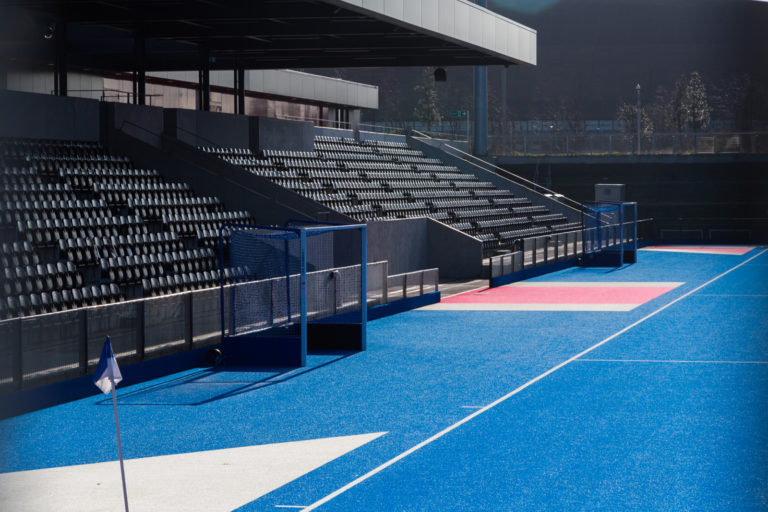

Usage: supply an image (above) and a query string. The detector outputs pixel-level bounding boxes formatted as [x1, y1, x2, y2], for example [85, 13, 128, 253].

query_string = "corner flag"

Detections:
[93, 336, 130, 511]
[93, 336, 123, 395]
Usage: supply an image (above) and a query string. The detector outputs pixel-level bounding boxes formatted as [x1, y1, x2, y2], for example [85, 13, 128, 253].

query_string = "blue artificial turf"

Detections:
[1, 248, 766, 511]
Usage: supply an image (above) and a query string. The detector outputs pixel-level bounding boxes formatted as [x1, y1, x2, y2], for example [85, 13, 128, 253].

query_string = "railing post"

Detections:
[420, 271, 424, 295]
[185, 292, 193, 349]
[136, 301, 145, 362]
[79, 309, 88, 375]
[14, 319, 23, 390]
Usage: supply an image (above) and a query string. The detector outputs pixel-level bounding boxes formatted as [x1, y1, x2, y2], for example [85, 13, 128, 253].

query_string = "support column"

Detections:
[472, 0, 487, 156]
[133, 29, 146, 105]
[234, 67, 245, 115]
[501, 66, 508, 150]
[198, 46, 210, 111]
[53, 21, 67, 96]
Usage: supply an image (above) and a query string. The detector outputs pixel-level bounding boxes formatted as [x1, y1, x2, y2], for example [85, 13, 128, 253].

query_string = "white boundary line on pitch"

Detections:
[301, 247, 768, 512]
[577, 359, 768, 365]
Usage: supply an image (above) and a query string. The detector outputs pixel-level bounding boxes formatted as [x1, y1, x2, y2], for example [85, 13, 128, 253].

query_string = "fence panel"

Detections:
[21, 311, 82, 384]
[145, 294, 188, 355]
[87, 302, 141, 367]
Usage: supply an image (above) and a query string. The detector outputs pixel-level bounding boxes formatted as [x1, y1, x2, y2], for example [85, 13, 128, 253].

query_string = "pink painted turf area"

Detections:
[444, 285, 677, 304]
[642, 246, 753, 255]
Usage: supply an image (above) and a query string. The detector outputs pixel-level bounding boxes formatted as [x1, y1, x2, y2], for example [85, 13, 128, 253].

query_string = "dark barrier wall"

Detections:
[367, 218, 483, 278]
[252, 117, 315, 153]
[0, 90, 100, 141]
[103, 102, 164, 147]
[163, 109, 314, 153]
[165, 108, 250, 149]
[497, 155, 768, 243]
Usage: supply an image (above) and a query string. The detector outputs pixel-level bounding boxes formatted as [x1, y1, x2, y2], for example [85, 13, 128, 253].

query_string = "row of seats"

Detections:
[2, 137, 259, 319]
[3, 261, 84, 297]
[205, 136, 581, 255]
[1, 240, 39, 268]
[142, 271, 220, 297]
[1, 284, 123, 319]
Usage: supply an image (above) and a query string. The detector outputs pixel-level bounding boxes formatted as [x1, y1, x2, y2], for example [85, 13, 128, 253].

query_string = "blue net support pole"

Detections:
[299, 228, 308, 367]
[360, 225, 367, 351]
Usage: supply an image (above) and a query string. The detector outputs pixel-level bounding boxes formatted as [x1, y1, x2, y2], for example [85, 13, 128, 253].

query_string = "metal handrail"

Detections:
[438, 143, 583, 212]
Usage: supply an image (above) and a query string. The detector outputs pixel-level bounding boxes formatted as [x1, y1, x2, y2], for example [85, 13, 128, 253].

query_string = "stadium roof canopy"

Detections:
[0, 0, 537, 72]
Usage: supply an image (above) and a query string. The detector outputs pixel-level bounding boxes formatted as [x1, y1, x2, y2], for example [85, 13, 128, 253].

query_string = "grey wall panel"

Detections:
[164, 109, 250, 149]
[105, 102, 164, 147]
[0, 90, 99, 141]
[426, 219, 483, 278]
[367, 218, 482, 278]
[251, 117, 315, 153]
[366, 218, 429, 275]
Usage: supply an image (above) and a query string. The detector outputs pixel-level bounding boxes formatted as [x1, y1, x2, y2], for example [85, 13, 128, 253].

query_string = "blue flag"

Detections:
[93, 336, 123, 395]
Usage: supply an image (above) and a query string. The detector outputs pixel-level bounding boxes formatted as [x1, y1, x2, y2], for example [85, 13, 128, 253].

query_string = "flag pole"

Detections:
[110, 377, 130, 512]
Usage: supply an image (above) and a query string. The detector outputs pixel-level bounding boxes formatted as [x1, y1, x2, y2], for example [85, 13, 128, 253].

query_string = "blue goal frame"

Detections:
[218, 222, 367, 367]
[580, 201, 637, 267]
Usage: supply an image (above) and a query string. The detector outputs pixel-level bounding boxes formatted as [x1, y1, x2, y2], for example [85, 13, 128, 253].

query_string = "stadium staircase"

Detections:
[202, 136, 581, 254]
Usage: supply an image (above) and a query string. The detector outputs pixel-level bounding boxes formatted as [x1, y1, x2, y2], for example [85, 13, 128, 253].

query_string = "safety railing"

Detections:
[492, 131, 768, 157]
[0, 261, 436, 393]
[490, 218, 653, 281]
[386, 268, 439, 302]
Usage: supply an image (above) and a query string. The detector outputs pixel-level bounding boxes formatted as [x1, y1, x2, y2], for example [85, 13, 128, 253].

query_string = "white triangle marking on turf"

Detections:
[0, 432, 386, 512]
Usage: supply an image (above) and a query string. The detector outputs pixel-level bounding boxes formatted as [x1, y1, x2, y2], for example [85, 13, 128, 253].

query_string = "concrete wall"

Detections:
[102, 102, 164, 147]
[0, 90, 99, 141]
[164, 108, 250, 149]
[367, 218, 482, 278]
[496, 155, 768, 243]
[251, 117, 315, 153]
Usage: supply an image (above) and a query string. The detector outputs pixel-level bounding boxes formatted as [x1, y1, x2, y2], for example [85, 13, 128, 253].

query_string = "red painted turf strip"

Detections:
[443, 286, 677, 304]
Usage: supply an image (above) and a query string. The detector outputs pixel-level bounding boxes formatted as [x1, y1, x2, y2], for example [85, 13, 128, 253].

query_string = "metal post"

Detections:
[299, 230, 307, 366]
[360, 226, 367, 350]
[79, 309, 88, 375]
[136, 302, 145, 362]
[185, 293, 193, 349]
[236, 67, 245, 115]
[54, 22, 67, 96]
[134, 28, 146, 105]
[198, 46, 210, 112]
[636, 83, 641, 154]
[13, 319, 22, 389]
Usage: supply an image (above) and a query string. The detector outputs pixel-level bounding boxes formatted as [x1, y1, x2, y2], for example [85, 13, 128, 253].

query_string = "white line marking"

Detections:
[276, 506, 309, 509]
[577, 359, 768, 365]
[420, 303, 638, 312]
[301, 247, 768, 512]
[506, 281, 684, 288]
[696, 294, 768, 297]
[459, 405, 484, 409]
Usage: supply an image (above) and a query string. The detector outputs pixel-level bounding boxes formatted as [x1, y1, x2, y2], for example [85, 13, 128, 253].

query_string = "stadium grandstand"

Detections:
[0, 1, 766, 511]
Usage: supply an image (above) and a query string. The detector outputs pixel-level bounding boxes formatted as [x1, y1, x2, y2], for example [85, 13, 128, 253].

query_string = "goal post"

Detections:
[580, 201, 637, 267]
[218, 222, 367, 367]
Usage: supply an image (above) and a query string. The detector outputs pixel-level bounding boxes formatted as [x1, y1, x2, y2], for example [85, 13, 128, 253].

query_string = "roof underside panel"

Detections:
[0, 0, 536, 72]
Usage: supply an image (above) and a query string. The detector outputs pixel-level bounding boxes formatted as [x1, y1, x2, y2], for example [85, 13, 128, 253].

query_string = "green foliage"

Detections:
[669, 71, 711, 132]
[616, 103, 653, 134]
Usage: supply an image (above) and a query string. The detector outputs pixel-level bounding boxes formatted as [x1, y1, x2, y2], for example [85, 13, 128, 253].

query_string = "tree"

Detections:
[413, 68, 442, 130]
[616, 103, 653, 134]
[686, 72, 710, 132]
[669, 72, 711, 132]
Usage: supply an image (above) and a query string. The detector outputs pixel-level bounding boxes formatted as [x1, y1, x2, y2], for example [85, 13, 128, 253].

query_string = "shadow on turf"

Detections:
[96, 350, 356, 407]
